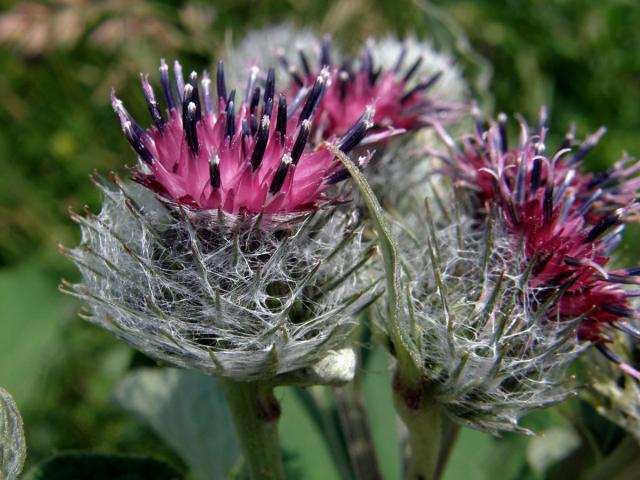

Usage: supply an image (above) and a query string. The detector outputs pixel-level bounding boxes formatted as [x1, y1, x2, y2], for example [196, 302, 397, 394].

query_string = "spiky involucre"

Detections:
[61, 176, 378, 381]
[389, 178, 584, 433]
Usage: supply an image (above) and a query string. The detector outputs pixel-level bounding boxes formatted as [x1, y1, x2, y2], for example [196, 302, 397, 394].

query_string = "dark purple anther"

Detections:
[140, 74, 164, 131]
[298, 73, 326, 125]
[276, 94, 287, 138]
[159, 59, 176, 110]
[188, 71, 202, 122]
[250, 116, 270, 171]
[264, 68, 276, 108]
[586, 212, 621, 243]
[568, 127, 606, 165]
[320, 37, 332, 67]
[400, 71, 443, 103]
[250, 87, 261, 114]
[290, 120, 311, 165]
[403, 56, 423, 83]
[225, 97, 236, 139]
[531, 157, 542, 192]
[264, 97, 274, 118]
[393, 44, 407, 73]
[269, 154, 292, 194]
[298, 49, 312, 77]
[497, 113, 508, 154]
[337, 107, 373, 154]
[184, 103, 199, 155]
[217, 60, 227, 104]
[209, 153, 221, 188]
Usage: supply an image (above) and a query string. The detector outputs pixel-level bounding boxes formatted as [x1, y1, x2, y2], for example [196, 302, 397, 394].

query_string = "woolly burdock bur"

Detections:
[61, 59, 380, 381]
[388, 109, 640, 433]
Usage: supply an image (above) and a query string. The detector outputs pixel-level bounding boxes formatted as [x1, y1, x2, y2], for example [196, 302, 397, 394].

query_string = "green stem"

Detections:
[393, 379, 442, 480]
[221, 379, 285, 480]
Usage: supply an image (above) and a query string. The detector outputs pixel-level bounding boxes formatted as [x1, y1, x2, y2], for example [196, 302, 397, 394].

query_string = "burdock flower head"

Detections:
[442, 108, 640, 356]
[119, 60, 373, 213]
[389, 180, 584, 433]
[388, 108, 640, 434]
[226, 26, 467, 142]
[278, 37, 462, 139]
[61, 59, 379, 382]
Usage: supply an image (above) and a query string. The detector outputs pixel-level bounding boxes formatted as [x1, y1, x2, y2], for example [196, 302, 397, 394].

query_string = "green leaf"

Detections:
[277, 386, 341, 480]
[586, 437, 640, 480]
[0, 387, 26, 480]
[442, 428, 494, 480]
[0, 264, 74, 404]
[442, 410, 581, 480]
[526, 426, 580, 475]
[292, 387, 354, 479]
[23, 451, 183, 480]
[113, 368, 240, 480]
[443, 428, 530, 480]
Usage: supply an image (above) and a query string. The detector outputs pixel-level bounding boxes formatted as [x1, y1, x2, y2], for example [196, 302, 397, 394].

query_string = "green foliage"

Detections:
[440, 0, 640, 168]
[0, 263, 74, 404]
[278, 387, 342, 480]
[23, 452, 183, 480]
[113, 368, 240, 480]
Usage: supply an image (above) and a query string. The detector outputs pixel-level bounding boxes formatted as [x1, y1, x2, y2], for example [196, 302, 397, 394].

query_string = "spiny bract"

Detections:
[62, 177, 378, 381]
[385, 177, 583, 433]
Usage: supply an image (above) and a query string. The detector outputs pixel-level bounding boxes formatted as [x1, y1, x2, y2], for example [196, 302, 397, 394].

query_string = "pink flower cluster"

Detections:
[112, 60, 375, 215]
[441, 109, 640, 349]
[280, 40, 458, 139]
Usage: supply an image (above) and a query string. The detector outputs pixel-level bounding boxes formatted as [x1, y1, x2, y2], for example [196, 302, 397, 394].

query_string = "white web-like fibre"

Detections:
[223, 24, 318, 88]
[366, 132, 443, 213]
[63, 178, 376, 381]
[373, 36, 468, 104]
[362, 36, 469, 212]
[386, 178, 585, 433]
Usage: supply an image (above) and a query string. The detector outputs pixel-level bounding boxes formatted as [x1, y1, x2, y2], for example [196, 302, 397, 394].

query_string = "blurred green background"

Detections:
[1, 0, 639, 478]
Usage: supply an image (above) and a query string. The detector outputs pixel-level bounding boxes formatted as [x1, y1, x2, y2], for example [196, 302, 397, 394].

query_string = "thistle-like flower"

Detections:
[225, 26, 467, 142]
[387, 109, 640, 433]
[388, 178, 584, 433]
[61, 59, 379, 381]
[115, 60, 374, 213]
[278, 36, 465, 140]
[438, 109, 640, 351]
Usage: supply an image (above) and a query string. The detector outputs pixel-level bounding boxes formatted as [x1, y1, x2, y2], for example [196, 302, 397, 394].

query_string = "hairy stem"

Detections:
[393, 376, 442, 480]
[221, 379, 285, 480]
